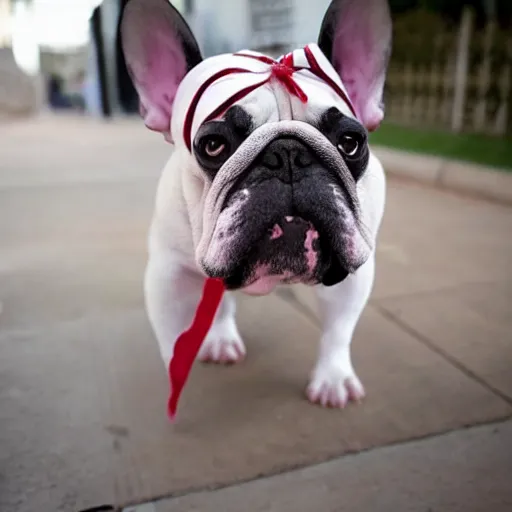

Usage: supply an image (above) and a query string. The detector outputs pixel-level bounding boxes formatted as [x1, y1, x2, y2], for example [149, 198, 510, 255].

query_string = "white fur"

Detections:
[121, 0, 391, 410]
[145, 136, 386, 407]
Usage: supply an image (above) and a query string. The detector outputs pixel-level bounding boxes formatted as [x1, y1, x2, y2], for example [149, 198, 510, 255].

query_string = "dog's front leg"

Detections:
[144, 253, 204, 367]
[197, 291, 246, 364]
[145, 253, 245, 368]
[307, 254, 375, 408]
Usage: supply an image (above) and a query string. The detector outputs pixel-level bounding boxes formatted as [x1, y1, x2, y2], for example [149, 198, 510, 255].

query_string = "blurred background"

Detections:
[0, 0, 511, 167]
[1, 2, 512, 512]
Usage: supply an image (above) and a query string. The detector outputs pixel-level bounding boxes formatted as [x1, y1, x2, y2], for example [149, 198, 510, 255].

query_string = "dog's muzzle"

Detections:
[200, 133, 368, 293]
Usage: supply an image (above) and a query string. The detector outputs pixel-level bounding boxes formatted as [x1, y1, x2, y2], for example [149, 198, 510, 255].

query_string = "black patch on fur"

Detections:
[224, 105, 254, 138]
[193, 106, 254, 179]
[162, 1, 203, 71]
[317, 107, 369, 181]
[317, 0, 339, 64]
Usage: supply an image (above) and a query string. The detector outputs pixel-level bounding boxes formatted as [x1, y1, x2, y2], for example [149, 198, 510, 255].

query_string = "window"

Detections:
[249, 0, 293, 50]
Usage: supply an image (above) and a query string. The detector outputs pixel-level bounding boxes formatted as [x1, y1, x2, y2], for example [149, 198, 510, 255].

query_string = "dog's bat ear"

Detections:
[120, 0, 203, 140]
[317, 0, 392, 131]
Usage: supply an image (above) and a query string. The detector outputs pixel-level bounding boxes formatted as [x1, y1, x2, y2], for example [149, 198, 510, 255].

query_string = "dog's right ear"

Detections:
[121, 0, 203, 141]
[317, 0, 392, 132]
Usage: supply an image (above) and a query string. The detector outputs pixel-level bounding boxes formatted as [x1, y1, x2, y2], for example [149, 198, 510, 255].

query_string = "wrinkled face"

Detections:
[192, 99, 372, 294]
[120, 0, 392, 294]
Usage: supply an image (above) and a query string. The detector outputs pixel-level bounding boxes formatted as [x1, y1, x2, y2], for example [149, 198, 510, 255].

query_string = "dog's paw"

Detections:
[306, 363, 365, 408]
[198, 321, 246, 364]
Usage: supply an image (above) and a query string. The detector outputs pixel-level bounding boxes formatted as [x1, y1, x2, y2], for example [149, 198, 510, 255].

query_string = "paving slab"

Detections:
[145, 419, 512, 512]
[376, 280, 512, 400]
[290, 179, 512, 316]
[1, 296, 510, 512]
[0, 115, 168, 188]
[1, 116, 511, 511]
[0, 181, 152, 331]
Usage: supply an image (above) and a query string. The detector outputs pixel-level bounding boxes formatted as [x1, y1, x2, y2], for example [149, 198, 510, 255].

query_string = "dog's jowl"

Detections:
[120, 0, 392, 411]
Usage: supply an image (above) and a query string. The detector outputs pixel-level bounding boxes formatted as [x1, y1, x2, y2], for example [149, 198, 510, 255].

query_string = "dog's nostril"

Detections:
[263, 150, 311, 170]
[294, 151, 312, 168]
[274, 152, 285, 167]
[262, 151, 284, 170]
[260, 139, 314, 172]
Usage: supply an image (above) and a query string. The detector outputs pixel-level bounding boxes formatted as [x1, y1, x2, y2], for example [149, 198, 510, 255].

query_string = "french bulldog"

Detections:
[120, 0, 392, 408]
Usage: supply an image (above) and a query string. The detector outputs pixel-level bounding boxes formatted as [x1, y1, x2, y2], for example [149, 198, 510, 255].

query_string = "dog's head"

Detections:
[121, 0, 392, 293]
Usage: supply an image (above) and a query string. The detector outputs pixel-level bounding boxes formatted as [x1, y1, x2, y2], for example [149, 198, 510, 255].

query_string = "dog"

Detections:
[120, 0, 392, 409]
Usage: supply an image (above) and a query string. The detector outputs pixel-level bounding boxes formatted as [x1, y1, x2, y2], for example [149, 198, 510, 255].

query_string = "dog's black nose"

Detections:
[259, 138, 315, 181]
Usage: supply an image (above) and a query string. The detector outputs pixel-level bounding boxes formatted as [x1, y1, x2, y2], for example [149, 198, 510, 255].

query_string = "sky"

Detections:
[10, 0, 179, 74]
[30, 0, 182, 49]
[9, 0, 103, 75]
[7, 0, 183, 50]
[31, 0, 103, 49]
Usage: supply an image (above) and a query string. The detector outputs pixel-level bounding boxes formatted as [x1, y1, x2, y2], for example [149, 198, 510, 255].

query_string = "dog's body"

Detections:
[121, 0, 392, 408]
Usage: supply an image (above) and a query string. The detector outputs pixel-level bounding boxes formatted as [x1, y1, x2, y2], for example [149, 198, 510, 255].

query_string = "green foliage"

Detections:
[370, 123, 512, 170]
[389, 0, 512, 27]
[391, 9, 453, 64]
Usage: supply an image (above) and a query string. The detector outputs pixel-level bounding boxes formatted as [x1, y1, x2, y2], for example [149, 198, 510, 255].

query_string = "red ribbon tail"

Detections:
[293, 83, 308, 103]
[167, 278, 225, 420]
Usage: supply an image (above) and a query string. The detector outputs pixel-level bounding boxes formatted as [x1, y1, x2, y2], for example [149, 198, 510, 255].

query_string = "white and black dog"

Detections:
[120, 0, 392, 408]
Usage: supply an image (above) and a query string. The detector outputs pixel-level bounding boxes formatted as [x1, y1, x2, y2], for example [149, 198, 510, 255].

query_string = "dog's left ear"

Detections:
[318, 0, 392, 131]
[120, 0, 203, 141]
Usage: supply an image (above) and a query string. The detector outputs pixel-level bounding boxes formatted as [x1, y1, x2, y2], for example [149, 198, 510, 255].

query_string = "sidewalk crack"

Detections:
[373, 304, 512, 407]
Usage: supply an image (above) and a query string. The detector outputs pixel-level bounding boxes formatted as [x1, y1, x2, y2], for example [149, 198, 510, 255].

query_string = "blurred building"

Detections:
[93, 0, 332, 117]
[0, 0, 44, 117]
[186, 0, 331, 57]
[0, 0, 100, 117]
[0, 0, 333, 118]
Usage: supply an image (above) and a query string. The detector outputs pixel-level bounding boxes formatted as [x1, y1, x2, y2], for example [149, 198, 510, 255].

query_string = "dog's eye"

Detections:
[337, 134, 360, 157]
[203, 136, 229, 158]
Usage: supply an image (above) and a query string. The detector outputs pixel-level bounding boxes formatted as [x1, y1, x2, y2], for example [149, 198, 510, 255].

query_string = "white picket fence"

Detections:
[383, 7, 512, 136]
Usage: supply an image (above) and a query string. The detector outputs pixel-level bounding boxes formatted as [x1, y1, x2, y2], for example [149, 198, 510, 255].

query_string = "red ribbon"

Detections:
[270, 62, 308, 103]
[167, 277, 225, 420]
[168, 46, 358, 419]
[183, 51, 309, 151]
[183, 46, 358, 152]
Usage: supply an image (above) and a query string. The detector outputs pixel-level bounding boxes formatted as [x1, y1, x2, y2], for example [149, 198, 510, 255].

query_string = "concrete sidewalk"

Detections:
[0, 116, 511, 512]
[128, 420, 512, 512]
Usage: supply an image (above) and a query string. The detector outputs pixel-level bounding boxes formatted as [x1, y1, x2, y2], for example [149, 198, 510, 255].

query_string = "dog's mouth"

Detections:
[209, 216, 349, 293]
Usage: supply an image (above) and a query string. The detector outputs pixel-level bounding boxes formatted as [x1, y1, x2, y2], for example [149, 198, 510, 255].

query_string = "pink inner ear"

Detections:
[331, 1, 391, 131]
[341, 74, 385, 132]
[123, 11, 189, 140]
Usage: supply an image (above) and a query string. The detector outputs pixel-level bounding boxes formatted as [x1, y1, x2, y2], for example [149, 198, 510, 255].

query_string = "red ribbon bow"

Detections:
[270, 62, 308, 103]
